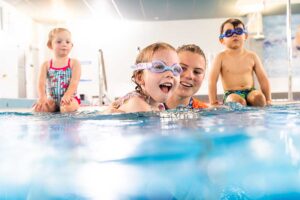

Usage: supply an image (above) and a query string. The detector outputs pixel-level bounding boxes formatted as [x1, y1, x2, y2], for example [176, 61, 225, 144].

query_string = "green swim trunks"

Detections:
[223, 88, 255, 103]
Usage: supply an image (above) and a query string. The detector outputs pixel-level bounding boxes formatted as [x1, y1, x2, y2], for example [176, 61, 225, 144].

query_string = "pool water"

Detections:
[1, 104, 300, 199]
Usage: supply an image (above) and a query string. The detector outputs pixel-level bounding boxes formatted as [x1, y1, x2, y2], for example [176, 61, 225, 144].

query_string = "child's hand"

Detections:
[266, 100, 272, 106]
[61, 94, 73, 105]
[33, 97, 50, 112]
[103, 107, 125, 114]
[210, 101, 223, 107]
[102, 102, 125, 114]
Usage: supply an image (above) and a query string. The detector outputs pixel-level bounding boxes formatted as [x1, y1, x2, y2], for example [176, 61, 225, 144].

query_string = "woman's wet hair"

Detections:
[177, 44, 206, 66]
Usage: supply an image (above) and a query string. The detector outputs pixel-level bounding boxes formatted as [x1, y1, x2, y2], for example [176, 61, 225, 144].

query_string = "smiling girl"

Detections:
[107, 42, 182, 113]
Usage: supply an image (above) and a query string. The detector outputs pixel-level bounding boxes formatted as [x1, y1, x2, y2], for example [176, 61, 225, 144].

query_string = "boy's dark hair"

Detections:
[220, 18, 245, 35]
[177, 44, 206, 67]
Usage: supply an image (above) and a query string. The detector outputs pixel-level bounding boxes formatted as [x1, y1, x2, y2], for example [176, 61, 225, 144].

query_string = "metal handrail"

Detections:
[286, 0, 293, 101]
[98, 49, 109, 105]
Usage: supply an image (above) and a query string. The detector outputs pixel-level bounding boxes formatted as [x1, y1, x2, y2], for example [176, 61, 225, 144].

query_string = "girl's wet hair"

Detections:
[177, 44, 206, 67]
[220, 18, 245, 35]
[134, 42, 176, 64]
[131, 42, 176, 94]
[47, 27, 71, 48]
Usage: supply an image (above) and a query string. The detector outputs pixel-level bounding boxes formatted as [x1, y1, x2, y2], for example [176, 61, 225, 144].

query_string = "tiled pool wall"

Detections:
[0, 98, 91, 108]
[0, 98, 35, 108]
[195, 92, 300, 103]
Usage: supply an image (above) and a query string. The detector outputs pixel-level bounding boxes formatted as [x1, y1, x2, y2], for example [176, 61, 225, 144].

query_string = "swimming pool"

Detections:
[1, 104, 300, 199]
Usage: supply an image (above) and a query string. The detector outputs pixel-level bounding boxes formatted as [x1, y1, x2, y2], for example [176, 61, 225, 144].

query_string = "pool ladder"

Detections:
[98, 49, 111, 105]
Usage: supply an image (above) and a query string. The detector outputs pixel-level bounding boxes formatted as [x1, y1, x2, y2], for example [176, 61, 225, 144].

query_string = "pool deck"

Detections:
[271, 100, 300, 104]
[0, 100, 299, 113]
[0, 106, 108, 112]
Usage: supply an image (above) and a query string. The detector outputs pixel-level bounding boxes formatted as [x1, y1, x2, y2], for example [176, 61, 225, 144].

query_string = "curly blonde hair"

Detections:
[47, 27, 71, 49]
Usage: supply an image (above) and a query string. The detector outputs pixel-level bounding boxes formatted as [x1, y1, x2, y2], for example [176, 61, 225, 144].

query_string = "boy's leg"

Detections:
[60, 97, 80, 113]
[247, 90, 266, 107]
[225, 93, 247, 106]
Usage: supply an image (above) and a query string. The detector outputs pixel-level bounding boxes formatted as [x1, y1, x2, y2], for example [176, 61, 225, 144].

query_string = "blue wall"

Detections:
[0, 98, 35, 108]
[263, 14, 300, 77]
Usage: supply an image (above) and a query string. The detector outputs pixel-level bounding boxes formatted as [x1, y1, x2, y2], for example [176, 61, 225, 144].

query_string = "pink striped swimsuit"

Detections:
[47, 58, 74, 106]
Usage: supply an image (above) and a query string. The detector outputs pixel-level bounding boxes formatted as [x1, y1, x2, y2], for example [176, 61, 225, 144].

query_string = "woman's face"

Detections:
[174, 51, 206, 99]
[140, 49, 180, 103]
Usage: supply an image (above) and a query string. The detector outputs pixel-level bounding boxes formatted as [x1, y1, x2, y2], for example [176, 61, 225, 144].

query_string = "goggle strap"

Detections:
[219, 28, 247, 39]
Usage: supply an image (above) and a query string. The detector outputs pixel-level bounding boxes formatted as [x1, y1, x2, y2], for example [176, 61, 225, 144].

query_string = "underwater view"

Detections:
[1, 104, 300, 199]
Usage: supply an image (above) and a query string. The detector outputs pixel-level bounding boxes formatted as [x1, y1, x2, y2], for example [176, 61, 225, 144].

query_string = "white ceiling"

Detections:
[2, 0, 300, 24]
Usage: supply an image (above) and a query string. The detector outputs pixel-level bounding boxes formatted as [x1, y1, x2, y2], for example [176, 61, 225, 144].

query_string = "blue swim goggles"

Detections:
[219, 27, 247, 39]
[131, 60, 183, 76]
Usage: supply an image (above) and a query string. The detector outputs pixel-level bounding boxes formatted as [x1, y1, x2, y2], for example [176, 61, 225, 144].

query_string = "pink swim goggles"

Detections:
[131, 60, 183, 76]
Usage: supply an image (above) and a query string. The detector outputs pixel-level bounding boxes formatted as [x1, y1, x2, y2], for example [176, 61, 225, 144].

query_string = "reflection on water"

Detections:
[1, 104, 300, 199]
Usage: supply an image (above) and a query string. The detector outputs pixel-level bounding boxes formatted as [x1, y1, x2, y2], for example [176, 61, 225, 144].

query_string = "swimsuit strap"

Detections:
[50, 59, 53, 68]
[49, 58, 71, 69]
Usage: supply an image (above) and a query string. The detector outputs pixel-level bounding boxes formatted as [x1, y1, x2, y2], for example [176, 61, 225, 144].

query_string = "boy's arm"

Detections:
[208, 54, 222, 105]
[253, 53, 272, 104]
[62, 59, 81, 103]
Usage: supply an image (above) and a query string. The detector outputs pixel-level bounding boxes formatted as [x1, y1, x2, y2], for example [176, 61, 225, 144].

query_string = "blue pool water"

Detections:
[1, 104, 300, 200]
